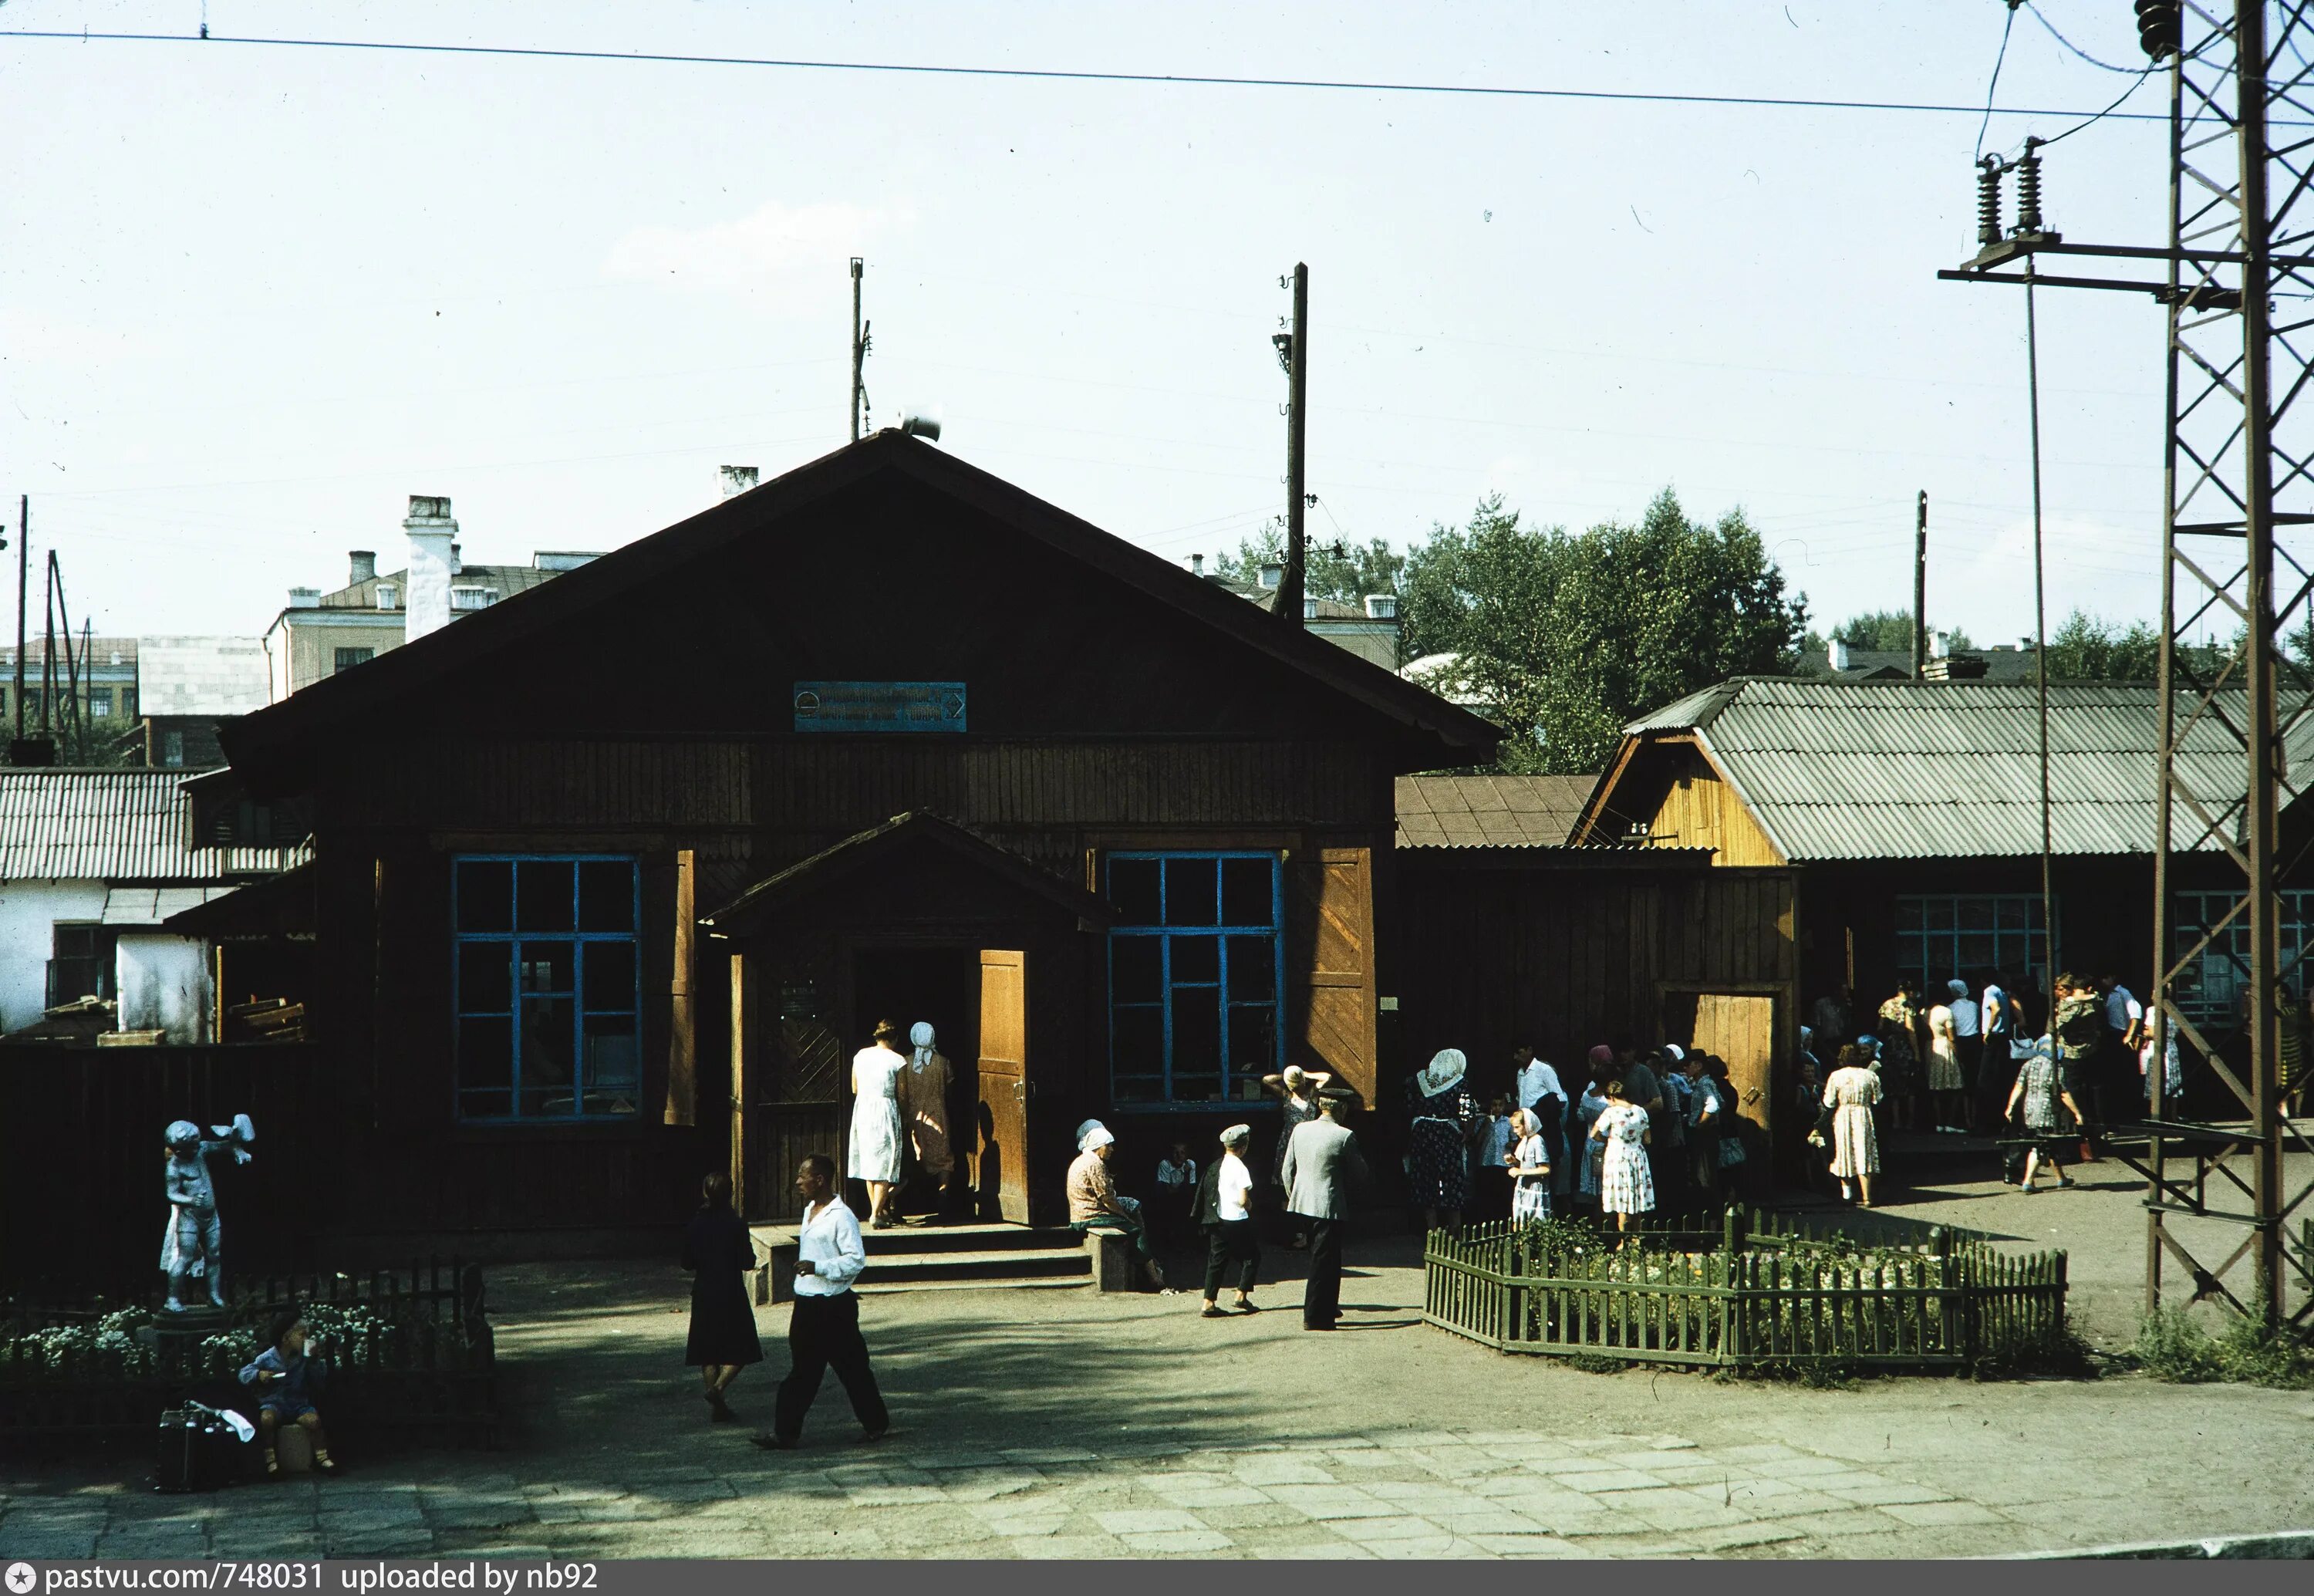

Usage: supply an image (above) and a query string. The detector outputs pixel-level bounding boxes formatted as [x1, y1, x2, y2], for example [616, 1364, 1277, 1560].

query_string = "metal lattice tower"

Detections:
[1943, 2, 2314, 1330]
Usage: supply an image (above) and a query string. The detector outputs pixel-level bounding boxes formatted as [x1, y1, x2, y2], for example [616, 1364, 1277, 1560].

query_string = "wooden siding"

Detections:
[1640, 742, 1783, 866]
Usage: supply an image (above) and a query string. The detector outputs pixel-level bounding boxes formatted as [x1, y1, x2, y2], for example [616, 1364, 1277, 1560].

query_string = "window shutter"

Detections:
[664, 849, 697, 1126]
[1290, 845, 1376, 1100]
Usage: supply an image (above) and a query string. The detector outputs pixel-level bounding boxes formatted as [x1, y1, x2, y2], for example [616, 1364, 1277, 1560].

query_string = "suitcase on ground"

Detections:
[154, 1407, 235, 1493]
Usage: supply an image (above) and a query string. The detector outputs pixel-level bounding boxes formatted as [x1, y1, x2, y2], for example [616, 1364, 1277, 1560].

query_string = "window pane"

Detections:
[1924, 898, 1955, 932]
[1998, 898, 2028, 931]
[583, 940, 636, 1012]
[520, 940, 575, 994]
[584, 1014, 641, 1106]
[457, 861, 513, 933]
[1226, 935, 1276, 1002]
[1958, 898, 1995, 932]
[1894, 898, 1923, 932]
[518, 861, 575, 933]
[519, 997, 575, 1115]
[1114, 1075, 1165, 1104]
[458, 942, 513, 1014]
[460, 1089, 512, 1120]
[1222, 857, 1273, 929]
[1172, 1074, 1225, 1103]
[1172, 986, 1220, 1081]
[460, 1015, 513, 1092]
[1958, 934, 1995, 976]
[1111, 936, 1162, 1004]
[1164, 858, 1217, 926]
[579, 861, 633, 933]
[1111, 858, 1161, 926]
[1228, 1004, 1277, 1079]
[1114, 1005, 1163, 1078]
[1172, 933, 1219, 985]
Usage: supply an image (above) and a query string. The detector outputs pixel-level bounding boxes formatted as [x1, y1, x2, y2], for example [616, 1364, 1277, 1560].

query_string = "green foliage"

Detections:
[2136, 1302, 2314, 1388]
[1829, 610, 1973, 653]
[2046, 609, 2163, 680]
[1212, 520, 1407, 607]
[1398, 491, 1810, 774]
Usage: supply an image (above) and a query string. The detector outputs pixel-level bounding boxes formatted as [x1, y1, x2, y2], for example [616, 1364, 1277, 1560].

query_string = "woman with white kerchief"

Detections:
[899, 1021, 955, 1222]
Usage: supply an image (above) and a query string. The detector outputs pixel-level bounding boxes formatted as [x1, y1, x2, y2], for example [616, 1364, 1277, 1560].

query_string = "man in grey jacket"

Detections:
[1280, 1091, 1369, 1331]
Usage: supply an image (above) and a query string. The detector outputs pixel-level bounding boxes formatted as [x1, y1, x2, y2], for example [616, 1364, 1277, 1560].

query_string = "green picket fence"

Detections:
[1424, 1210, 2066, 1371]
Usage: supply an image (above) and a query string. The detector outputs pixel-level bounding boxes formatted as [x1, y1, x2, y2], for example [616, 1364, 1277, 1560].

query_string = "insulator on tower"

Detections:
[1977, 156, 2005, 247]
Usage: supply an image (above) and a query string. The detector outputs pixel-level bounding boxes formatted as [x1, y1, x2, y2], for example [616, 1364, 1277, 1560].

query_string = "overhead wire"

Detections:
[2023, 1, 2150, 75]
[1976, 2, 2021, 160]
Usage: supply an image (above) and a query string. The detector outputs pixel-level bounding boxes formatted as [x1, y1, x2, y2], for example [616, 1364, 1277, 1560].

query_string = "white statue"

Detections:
[160, 1114, 254, 1313]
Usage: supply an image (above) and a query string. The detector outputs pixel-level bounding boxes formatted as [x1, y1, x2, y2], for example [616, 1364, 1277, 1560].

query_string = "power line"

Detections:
[2022, 2, 2147, 75]
[1976, 2, 2020, 160]
[0, 26, 2190, 124]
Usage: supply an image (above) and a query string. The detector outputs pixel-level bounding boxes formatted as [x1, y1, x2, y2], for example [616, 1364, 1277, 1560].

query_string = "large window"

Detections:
[2172, 889, 2314, 1025]
[1106, 852, 1283, 1106]
[454, 856, 641, 1122]
[335, 647, 374, 674]
[1894, 894, 2051, 992]
[47, 923, 116, 1007]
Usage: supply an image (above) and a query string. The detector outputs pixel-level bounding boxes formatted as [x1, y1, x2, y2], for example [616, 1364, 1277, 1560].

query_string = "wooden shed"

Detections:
[215, 432, 1496, 1246]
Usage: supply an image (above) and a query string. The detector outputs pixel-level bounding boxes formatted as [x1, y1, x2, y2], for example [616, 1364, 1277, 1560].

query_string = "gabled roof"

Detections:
[1395, 774, 1600, 849]
[223, 432, 1498, 776]
[700, 811, 1114, 936]
[0, 769, 304, 882]
[1587, 677, 2314, 862]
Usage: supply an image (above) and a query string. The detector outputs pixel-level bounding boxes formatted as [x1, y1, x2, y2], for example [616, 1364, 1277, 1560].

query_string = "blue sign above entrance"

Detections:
[792, 681, 968, 734]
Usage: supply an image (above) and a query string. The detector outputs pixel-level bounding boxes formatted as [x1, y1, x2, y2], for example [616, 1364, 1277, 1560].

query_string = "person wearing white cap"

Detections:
[899, 1021, 955, 1222]
[159, 1114, 253, 1312]
[1065, 1121, 1172, 1292]
[1405, 1048, 1478, 1233]
[1194, 1125, 1262, 1317]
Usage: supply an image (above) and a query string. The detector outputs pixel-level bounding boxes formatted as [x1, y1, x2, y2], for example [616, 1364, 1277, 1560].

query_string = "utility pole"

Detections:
[1913, 491, 1929, 678]
[850, 257, 869, 443]
[1277, 262, 1310, 629]
[12, 495, 26, 751]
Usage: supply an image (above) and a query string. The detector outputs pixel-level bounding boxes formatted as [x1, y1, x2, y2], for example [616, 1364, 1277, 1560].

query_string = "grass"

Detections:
[2134, 1303, 2314, 1388]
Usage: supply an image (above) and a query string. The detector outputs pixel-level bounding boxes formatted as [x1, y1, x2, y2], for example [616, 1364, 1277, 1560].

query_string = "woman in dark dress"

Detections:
[1405, 1048, 1480, 1232]
[682, 1172, 761, 1423]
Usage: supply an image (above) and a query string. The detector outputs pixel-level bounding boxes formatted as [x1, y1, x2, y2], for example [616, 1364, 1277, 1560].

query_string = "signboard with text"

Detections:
[792, 681, 967, 734]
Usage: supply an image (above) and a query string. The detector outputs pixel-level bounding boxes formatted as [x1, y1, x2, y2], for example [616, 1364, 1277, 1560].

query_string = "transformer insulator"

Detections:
[1977, 157, 2004, 248]
[2017, 147, 2044, 235]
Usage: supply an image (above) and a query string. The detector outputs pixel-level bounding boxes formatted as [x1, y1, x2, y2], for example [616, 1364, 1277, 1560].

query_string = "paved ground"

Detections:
[5, 1158, 2312, 1561]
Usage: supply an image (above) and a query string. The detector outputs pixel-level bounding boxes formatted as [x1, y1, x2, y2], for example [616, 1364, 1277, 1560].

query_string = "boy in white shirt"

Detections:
[1475, 1096, 1514, 1220]
[1197, 1125, 1262, 1317]
[753, 1154, 889, 1450]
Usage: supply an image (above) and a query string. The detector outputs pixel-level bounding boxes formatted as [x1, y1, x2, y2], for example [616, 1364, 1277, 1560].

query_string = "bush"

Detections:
[2136, 1304, 2314, 1388]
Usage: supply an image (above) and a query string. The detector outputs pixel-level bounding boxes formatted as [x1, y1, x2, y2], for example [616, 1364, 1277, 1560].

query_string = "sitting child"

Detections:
[238, 1311, 337, 1477]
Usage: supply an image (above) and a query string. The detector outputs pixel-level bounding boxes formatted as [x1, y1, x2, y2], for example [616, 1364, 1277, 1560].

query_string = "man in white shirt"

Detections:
[1196, 1125, 1261, 1317]
[2100, 974, 2147, 1135]
[754, 1154, 889, 1450]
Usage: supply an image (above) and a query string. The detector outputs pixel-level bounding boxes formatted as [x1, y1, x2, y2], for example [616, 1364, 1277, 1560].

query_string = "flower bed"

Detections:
[1, 1263, 497, 1447]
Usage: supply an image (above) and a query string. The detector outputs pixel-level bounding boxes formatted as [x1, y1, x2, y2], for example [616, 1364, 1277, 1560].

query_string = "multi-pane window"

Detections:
[454, 856, 641, 1122]
[1894, 894, 2051, 993]
[47, 923, 116, 1007]
[2172, 889, 2314, 1025]
[335, 647, 375, 674]
[1107, 852, 1283, 1105]
[89, 688, 112, 718]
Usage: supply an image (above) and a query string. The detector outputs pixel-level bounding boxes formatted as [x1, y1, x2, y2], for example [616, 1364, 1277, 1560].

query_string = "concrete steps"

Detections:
[749, 1219, 1093, 1298]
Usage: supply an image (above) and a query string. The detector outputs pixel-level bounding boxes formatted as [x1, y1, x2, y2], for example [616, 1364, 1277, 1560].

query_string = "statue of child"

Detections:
[159, 1114, 253, 1312]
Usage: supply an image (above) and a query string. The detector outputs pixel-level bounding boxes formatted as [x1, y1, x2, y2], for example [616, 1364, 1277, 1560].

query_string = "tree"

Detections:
[1399, 490, 1810, 775]
[1212, 520, 1405, 606]
[2046, 610, 2162, 680]
[1827, 609, 1974, 653]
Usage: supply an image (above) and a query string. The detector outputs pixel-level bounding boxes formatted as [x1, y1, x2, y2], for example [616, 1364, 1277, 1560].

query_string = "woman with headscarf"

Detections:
[1405, 1048, 1479, 1231]
[1877, 981, 1924, 1133]
[899, 1021, 954, 1223]
[1261, 1064, 1332, 1247]
[847, 1020, 908, 1229]
[1506, 1107, 1553, 1225]
[1194, 1124, 1262, 1316]
[1066, 1120, 1172, 1292]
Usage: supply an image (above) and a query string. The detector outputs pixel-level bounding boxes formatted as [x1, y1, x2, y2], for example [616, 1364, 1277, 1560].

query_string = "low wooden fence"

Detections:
[1425, 1210, 2067, 1372]
[1, 1257, 498, 1448]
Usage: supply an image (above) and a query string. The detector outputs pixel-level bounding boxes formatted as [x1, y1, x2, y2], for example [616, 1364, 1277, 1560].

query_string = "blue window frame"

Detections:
[2173, 889, 2314, 1024]
[1894, 893, 2052, 994]
[1106, 852, 1284, 1106]
[453, 855, 641, 1122]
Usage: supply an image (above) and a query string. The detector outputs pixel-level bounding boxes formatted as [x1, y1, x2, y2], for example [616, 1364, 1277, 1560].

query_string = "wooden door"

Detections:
[1290, 846, 1378, 1101]
[977, 949, 1031, 1223]
[1670, 991, 1776, 1133]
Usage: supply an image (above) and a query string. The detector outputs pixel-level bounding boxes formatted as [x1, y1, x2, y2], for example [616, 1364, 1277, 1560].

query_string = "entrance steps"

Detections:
[749, 1220, 1093, 1299]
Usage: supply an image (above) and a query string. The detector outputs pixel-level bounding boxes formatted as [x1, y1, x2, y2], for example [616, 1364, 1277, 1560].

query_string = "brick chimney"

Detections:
[349, 550, 376, 585]
[404, 495, 458, 641]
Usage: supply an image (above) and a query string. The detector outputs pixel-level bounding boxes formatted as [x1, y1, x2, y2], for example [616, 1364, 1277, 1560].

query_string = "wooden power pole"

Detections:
[1913, 490, 1929, 677]
[850, 257, 869, 442]
[1278, 262, 1309, 629]
[12, 495, 25, 752]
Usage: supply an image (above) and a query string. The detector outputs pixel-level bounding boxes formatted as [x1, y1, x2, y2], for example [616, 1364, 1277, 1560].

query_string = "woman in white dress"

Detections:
[1822, 1043, 1884, 1207]
[848, 1020, 908, 1229]
[1590, 1080, 1655, 1232]
[1506, 1108, 1553, 1225]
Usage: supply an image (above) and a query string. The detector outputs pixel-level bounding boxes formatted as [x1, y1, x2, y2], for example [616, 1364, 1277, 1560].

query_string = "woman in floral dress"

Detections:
[1823, 1042, 1884, 1206]
[1877, 984, 1924, 1132]
[1405, 1048, 1479, 1231]
[1589, 1081, 1655, 1232]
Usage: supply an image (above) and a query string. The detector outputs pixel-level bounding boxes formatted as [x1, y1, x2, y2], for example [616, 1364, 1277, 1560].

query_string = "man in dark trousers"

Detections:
[753, 1154, 889, 1450]
[1280, 1090, 1368, 1331]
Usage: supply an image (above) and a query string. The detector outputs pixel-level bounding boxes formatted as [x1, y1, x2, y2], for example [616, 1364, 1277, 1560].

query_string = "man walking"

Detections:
[754, 1154, 889, 1451]
[1280, 1091, 1368, 1332]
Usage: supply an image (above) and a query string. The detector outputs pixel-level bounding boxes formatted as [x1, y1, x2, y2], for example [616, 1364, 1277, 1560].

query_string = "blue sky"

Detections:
[1, 2, 2179, 646]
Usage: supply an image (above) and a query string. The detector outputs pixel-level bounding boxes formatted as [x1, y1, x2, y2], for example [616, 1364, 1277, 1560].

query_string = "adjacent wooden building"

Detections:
[214, 433, 1497, 1246]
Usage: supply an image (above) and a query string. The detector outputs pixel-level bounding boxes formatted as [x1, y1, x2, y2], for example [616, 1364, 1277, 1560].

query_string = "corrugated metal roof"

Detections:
[1396, 774, 1600, 848]
[0, 770, 304, 881]
[1621, 678, 2314, 861]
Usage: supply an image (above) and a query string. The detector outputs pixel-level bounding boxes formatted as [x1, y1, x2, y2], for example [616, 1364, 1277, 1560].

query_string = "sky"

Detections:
[0, 1, 2188, 649]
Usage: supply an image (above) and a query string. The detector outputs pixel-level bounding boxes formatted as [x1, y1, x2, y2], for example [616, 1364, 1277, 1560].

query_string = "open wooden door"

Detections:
[977, 949, 1031, 1223]
[1290, 846, 1378, 1102]
[1661, 987, 1778, 1145]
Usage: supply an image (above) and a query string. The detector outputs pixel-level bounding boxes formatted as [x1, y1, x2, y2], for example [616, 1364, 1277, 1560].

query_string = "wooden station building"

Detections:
[214, 432, 1498, 1246]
